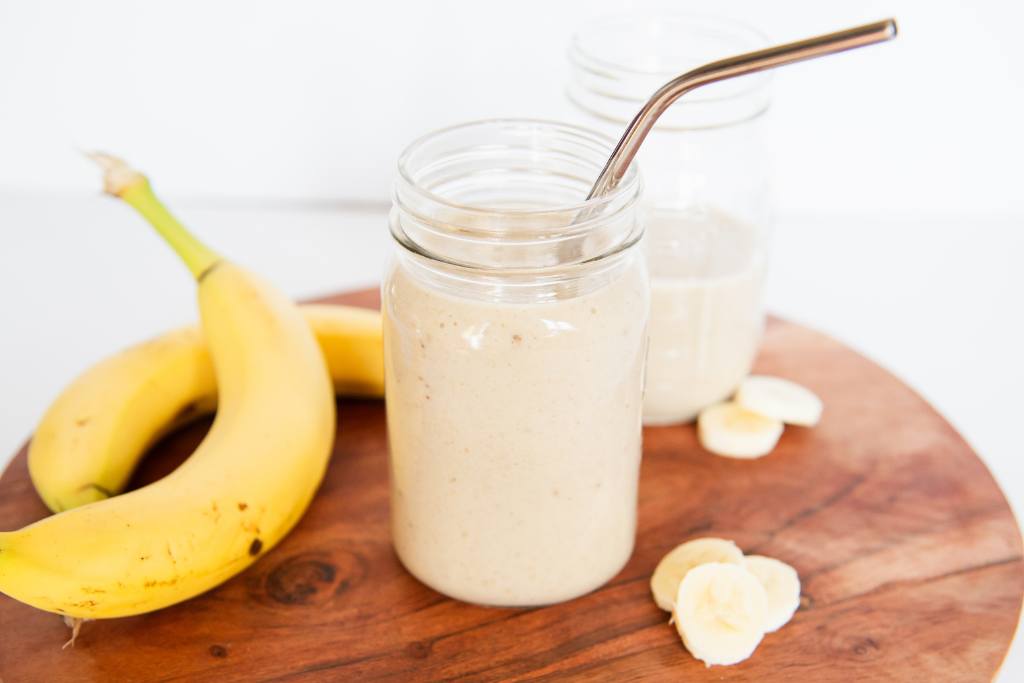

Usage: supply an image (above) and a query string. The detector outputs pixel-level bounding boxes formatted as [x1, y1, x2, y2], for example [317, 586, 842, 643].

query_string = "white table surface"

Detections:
[1, 191, 1021, 676]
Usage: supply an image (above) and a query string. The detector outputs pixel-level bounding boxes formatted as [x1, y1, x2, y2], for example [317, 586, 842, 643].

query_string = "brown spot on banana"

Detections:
[172, 400, 202, 424]
[204, 501, 222, 523]
[196, 260, 224, 283]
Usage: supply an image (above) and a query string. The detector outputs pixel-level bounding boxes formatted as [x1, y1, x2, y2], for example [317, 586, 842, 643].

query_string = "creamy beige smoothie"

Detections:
[383, 254, 648, 606]
[643, 208, 766, 425]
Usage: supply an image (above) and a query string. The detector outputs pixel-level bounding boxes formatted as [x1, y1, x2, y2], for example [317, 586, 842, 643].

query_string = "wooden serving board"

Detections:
[1, 288, 1021, 682]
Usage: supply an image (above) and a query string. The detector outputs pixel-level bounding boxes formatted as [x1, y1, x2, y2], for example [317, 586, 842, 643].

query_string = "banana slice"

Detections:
[735, 375, 823, 427]
[742, 555, 801, 632]
[697, 402, 784, 459]
[674, 562, 768, 667]
[650, 538, 744, 611]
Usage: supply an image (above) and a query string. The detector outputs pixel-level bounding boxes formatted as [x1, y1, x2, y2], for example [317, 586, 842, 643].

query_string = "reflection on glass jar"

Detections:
[384, 120, 649, 606]
[569, 13, 773, 425]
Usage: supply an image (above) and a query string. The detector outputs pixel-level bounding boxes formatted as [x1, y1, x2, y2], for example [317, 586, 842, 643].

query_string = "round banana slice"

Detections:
[674, 562, 768, 667]
[697, 401, 784, 459]
[742, 555, 801, 632]
[650, 538, 744, 611]
[735, 375, 823, 427]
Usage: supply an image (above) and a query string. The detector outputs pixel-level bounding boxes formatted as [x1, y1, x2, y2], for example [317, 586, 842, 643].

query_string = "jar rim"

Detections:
[572, 13, 770, 70]
[395, 118, 639, 225]
[568, 12, 772, 127]
[392, 118, 643, 272]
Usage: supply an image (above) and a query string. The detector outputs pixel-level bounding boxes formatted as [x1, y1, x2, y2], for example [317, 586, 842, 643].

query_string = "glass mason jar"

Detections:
[383, 119, 649, 606]
[568, 13, 773, 425]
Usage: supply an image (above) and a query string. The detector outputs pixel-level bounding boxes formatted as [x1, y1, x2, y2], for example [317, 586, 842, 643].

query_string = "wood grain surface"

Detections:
[0, 288, 1021, 682]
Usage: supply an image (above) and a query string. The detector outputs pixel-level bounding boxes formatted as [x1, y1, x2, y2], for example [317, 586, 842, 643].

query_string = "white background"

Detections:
[1, 0, 1023, 215]
[1, 0, 1022, 676]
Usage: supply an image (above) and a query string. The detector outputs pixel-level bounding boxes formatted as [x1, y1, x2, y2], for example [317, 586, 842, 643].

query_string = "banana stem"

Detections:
[89, 153, 221, 280]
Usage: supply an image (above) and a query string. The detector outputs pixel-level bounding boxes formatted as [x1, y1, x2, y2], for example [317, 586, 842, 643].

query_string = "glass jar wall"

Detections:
[384, 119, 649, 606]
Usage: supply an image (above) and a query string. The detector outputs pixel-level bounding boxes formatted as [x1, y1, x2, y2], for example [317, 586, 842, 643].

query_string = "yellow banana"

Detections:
[0, 155, 335, 618]
[28, 303, 382, 513]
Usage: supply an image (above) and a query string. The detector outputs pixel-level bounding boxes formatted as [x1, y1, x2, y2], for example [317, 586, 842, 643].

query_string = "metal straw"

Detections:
[587, 18, 898, 200]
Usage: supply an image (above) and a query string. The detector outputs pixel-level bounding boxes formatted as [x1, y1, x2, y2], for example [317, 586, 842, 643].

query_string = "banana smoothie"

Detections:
[643, 208, 766, 425]
[385, 120, 648, 607]
[384, 254, 648, 606]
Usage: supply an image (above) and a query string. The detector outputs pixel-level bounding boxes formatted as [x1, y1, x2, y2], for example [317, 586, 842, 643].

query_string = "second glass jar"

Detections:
[384, 119, 649, 606]
[569, 13, 773, 425]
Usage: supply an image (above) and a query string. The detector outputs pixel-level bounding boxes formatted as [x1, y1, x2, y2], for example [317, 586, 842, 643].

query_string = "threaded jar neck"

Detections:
[568, 13, 772, 130]
[392, 119, 642, 273]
